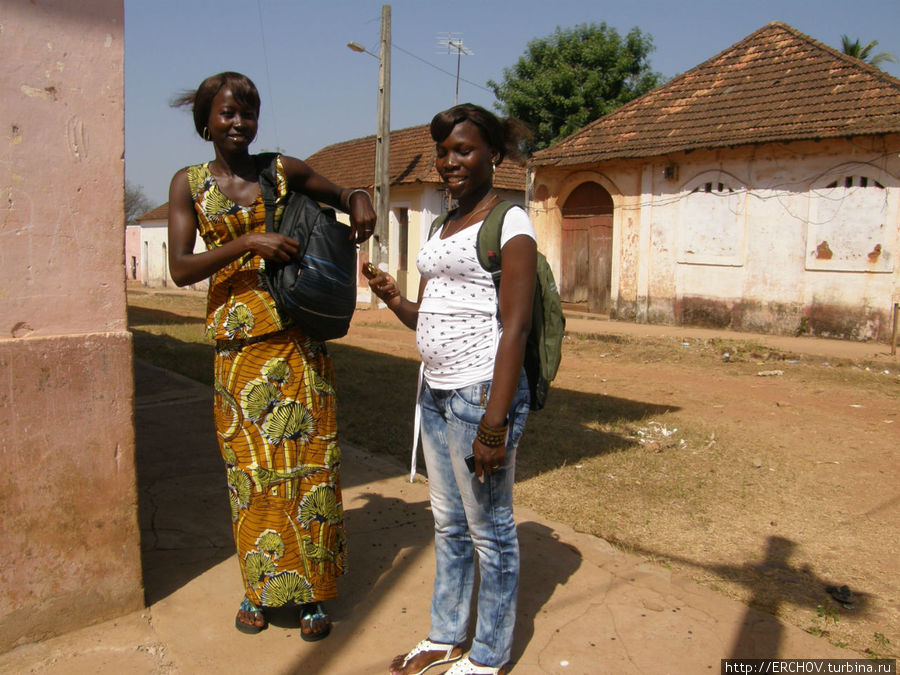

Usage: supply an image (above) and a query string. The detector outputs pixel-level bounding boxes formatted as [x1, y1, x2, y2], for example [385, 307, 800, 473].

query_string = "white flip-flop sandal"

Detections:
[444, 656, 508, 675]
[393, 638, 462, 675]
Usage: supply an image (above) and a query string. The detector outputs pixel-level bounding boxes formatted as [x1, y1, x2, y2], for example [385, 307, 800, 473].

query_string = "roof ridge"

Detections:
[536, 23, 793, 150]
[135, 203, 169, 221]
[304, 122, 525, 191]
[308, 123, 432, 156]
[532, 21, 900, 165]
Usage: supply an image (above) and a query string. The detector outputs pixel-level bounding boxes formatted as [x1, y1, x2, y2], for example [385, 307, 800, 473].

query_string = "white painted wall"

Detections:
[531, 135, 900, 340]
[135, 219, 208, 291]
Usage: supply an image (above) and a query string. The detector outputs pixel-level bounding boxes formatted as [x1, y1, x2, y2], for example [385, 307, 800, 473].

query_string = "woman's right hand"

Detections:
[367, 269, 402, 309]
[241, 232, 300, 262]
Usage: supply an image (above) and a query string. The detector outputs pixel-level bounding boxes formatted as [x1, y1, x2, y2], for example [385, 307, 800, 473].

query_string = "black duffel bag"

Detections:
[258, 153, 358, 341]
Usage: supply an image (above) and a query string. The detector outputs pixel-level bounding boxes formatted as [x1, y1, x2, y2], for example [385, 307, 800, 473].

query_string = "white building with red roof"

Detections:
[529, 22, 900, 340]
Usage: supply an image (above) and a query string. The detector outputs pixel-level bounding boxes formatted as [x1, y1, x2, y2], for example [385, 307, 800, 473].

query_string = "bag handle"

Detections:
[257, 152, 280, 233]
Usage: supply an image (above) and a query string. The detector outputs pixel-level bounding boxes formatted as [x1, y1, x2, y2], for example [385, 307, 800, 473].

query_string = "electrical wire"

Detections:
[530, 151, 896, 227]
[393, 42, 494, 94]
[256, 0, 280, 149]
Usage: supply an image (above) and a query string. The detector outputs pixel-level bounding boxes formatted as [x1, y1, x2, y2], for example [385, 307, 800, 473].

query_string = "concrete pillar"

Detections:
[0, 0, 143, 652]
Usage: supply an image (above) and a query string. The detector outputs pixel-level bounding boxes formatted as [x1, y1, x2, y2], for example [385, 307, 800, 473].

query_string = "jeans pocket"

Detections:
[448, 382, 490, 425]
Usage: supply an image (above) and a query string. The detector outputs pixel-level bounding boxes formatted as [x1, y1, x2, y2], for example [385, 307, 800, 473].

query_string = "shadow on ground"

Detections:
[133, 360, 233, 606]
[133, 338, 677, 625]
[128, 305, 206, 327]
[132, 330, 213, 386]
[618, 536, 875, 660]
[331, 343, 680, 481]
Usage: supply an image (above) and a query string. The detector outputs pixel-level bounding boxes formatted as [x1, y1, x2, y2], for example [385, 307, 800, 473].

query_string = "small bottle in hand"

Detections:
[361, 262, 380, 280]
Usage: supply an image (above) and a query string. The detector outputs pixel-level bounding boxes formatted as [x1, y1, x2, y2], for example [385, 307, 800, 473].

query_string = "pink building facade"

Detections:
[0, 0, 143, 652]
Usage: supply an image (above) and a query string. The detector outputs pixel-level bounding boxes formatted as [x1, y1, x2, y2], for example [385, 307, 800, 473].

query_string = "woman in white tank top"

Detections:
[368, 104, 536, 675]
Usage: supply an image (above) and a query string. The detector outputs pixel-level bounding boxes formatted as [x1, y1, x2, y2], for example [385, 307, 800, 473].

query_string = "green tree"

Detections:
[125, 180, 153, 225]
[840, 35, 898, 68]
[488, 23, 662, 151]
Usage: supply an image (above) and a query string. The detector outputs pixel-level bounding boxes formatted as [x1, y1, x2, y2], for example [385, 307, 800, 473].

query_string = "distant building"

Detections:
[128, 202, 208, 291]
[529, 22, 900, 340]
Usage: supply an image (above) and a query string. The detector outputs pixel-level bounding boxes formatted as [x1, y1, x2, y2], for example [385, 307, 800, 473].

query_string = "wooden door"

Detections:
[588, 214, 613, 312]
[561, 182, 614, 310]
[561, 218, 589, 303]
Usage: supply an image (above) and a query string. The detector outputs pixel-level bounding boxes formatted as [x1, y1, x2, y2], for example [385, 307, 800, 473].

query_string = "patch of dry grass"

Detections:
[517, 332, 898, 658]
[128, 288, 213, 384]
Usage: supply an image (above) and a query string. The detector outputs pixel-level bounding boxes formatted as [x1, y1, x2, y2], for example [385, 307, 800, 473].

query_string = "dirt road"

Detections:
[128, 287, 899, 657]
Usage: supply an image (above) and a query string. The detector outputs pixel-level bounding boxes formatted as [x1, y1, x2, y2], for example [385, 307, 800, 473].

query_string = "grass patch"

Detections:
[128, 289, 213, 385]
[132, 329, 214, 386]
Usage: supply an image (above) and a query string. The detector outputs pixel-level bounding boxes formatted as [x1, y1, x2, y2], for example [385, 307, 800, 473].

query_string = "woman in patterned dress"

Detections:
[166, 72, 375, 640]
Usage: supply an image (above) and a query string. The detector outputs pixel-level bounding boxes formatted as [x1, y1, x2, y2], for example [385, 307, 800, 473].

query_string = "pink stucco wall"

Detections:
[0, 0, 143, 652]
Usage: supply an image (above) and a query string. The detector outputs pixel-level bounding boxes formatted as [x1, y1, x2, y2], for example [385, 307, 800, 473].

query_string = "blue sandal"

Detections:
[299, 602, 331, 642]
[235, 597, 267, 634]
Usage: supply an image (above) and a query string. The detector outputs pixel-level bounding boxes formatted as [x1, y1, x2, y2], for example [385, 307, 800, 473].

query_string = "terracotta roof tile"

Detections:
[305, 124, 525, 192]
[532, 22, 900, 166]
[136, 203, 169, 221]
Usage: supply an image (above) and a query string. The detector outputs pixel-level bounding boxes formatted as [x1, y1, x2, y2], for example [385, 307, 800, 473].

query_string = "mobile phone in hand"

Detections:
[465, 455, 475, 473]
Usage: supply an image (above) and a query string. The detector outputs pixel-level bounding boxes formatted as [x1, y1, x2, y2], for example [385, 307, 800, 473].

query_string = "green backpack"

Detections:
[429, 201, 565, 410]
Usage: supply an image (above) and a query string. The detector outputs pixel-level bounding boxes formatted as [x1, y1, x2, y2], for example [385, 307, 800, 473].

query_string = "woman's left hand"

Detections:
[348, 192, 377, 244]
[473, 438, 506, 480]
[279, 156, 377, 244]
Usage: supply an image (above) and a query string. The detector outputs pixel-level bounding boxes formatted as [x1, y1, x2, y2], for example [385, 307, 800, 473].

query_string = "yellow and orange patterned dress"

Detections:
[187, 155, 346, 608]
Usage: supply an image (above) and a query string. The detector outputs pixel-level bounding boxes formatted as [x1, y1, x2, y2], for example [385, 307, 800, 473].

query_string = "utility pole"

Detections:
[373, 5, 391, 275]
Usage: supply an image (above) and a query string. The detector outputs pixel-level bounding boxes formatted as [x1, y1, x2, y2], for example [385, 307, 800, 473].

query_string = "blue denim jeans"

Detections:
[420, 371, 530, 667]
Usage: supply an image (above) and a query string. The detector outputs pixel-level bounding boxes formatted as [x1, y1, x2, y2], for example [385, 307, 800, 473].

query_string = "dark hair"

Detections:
[429, 103, 531, 165]
[170, 72, 261, 139]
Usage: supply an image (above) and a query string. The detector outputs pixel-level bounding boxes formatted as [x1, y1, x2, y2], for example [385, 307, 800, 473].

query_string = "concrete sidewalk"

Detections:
[1, 356, 852, 674]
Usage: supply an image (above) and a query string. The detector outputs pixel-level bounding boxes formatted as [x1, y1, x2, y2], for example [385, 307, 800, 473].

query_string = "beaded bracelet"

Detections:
[477, 416, 509, 448]
[345, 188, 371, 210]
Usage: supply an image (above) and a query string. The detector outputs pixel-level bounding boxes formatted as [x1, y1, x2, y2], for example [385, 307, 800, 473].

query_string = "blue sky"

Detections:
[125, 0, 900, 207]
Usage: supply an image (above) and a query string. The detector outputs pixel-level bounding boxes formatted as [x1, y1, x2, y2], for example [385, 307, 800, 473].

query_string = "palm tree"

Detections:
[840, 35, 898, 68]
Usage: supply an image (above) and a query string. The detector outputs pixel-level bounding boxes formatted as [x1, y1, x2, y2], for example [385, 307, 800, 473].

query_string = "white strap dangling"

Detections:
[410, 363, 424, 482]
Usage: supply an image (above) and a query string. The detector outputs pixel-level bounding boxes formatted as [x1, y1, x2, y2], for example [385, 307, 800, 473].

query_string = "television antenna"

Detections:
[437, 33, 473, 104]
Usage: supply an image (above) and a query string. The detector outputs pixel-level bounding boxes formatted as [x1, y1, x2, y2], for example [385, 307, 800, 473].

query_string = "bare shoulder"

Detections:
[169, 166, 188, 184]
[168, 167, 194, 211]
[278, 155, 313, 177]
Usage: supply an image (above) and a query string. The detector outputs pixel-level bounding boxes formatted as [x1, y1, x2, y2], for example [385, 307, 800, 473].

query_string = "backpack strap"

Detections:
[257, 152, 280, 233]
[475, 202, 517, 405]
[476, 201, 517, 289]
[428, 209, 453, 240]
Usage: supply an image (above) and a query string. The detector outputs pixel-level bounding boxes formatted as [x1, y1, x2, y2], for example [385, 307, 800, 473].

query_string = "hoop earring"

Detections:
[202, 126, 211, 141]
[491, 162, 496, 174]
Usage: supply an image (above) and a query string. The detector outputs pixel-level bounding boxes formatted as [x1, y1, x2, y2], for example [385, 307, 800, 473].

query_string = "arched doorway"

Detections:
[561, 182, 613, 312]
